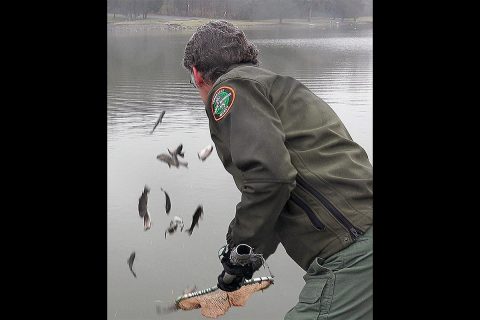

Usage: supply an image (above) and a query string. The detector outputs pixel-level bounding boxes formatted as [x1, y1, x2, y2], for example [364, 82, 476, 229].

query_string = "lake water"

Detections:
[108, 24, 372, 320]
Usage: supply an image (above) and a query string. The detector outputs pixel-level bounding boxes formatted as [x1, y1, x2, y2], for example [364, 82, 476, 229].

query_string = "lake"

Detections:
[108, 23, 372, 320]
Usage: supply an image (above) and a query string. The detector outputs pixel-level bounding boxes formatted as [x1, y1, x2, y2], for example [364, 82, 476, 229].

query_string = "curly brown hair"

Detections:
[183, 20, 259, 84]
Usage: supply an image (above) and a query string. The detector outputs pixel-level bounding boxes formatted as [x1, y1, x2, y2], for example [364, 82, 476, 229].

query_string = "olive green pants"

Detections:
[284, 226, 373, 320]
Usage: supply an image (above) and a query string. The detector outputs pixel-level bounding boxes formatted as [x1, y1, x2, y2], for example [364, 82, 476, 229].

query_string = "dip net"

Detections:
[156, 276, 274, 318]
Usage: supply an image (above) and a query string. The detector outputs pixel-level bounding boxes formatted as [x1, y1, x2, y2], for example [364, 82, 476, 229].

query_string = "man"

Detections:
[183, 20, 373, 320]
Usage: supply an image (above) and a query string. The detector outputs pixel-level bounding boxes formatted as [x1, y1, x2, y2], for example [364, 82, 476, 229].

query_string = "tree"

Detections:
[224, 0, 230, 18]
[246, 0, 257, 21]
[278, 0, 284, 23]
[107, 0, 120, 19]
[139, 0, 164, 19]
[305, 0, 313, 21]
[229, 0, 257, 20]
[329, 0, 364, 21]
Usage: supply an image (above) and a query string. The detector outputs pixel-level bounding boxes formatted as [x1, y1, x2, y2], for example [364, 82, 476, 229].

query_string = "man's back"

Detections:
[208, 64, 373, 270]
[215, 64, 372, 210]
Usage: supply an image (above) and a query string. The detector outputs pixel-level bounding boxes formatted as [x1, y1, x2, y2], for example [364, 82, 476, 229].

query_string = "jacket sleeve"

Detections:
[209, 78, 297, 258]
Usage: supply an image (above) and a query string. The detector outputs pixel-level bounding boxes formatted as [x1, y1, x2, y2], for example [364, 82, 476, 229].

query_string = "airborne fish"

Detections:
[185, 205, 203, 236]
[157, 153, 188, 169]
[164, 216, 184, 238]
[138, 185, 152, 231]
[173, 216, 184, 231]
[168, 144, 188, 168]
[138, 185, 150, 218]
[168, 144, 185, 158]
[127, 251, 137, 278]
[198, 145, 214, 161]
[177, 145, 185, 158]
[161, 188, 171, 214]
[150, 110, 166, 134]
[156, 153, 176, 168]
[143, 211, 152, 231]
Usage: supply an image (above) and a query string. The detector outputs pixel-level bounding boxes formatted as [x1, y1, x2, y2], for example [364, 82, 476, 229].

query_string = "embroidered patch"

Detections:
[211, 86, 236, 121]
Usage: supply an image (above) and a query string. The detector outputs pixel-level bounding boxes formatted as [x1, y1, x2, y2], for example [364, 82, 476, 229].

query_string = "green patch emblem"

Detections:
[211, 86, 236, 121]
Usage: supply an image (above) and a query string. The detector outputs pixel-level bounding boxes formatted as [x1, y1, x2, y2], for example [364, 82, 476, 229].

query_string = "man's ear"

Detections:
[192, 66, 205, 87]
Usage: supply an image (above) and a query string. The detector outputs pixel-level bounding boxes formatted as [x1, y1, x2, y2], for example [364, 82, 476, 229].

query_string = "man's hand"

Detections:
[217, 270, 244, 292]
[216, 248, 256, 292]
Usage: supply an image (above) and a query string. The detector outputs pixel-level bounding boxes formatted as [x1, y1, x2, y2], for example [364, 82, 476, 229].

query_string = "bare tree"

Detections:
[329, 0, 365, 22]
[140, 0, 164, 19]
[278, 0, 284, 23]
[107, 0, 120, 19]
[247, 0, 256, 21]
[224, 0, 230, 18]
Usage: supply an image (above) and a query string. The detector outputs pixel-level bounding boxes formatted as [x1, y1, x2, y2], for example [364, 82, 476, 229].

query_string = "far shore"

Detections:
[107, 14, 373, 32]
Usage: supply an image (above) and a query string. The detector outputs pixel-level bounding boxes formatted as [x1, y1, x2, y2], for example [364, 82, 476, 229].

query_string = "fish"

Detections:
[143, 211, 152, 231]
[161, 188, 171, 214]
[165, 216, 184, 238]
[127, 251, 137, 278]
[138, 185, 150, 218]
[185, 205, 203, 236]
[168, 144, 187, 168]
[198, 144, 214, 161]
[150, 110, 166, 134]
[173, 216, 184, 231]
[168, 144, 185, 158]
[164, 222, 178, 238]
[156, 153, 176, 168]
[157, 153, 188, 169]
[177, 146, 185, 158]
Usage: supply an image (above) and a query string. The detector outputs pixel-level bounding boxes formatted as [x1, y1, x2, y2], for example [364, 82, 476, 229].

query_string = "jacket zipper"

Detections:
[290, 193, 325, 230]
[296, 175, 364, 240]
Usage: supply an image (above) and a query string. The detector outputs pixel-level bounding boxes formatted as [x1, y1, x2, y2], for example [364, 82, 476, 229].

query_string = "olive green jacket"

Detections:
[205, 63, 373, 271]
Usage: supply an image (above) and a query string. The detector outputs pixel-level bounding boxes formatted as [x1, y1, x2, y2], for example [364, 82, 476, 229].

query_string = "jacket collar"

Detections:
[206, 62, 256, 107]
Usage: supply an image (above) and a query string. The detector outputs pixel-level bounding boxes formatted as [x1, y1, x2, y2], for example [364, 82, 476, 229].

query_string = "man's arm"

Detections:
[209, 77, 297, 257]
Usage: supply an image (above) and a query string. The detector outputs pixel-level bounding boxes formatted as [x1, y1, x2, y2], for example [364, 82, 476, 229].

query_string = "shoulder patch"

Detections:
[211, 86, 236, 121]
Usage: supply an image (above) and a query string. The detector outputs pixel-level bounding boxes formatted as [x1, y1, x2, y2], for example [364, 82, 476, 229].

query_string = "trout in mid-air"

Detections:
[161, 188, 171, 214]
[198, 144, 214, 161]
[138, 185, 152, 231]
[127, 251, 137, 278]
[156, 153, 176, 168]
[185, 205, 203, 236]
[165, 216, 184, 238]
[168, 144, 188, 168]
[157, 153, 188, 169]
[143, 211, 152, 231]
[138, 185, 150, 218]
[168, 144, 185, 158]
[150, 110, 166, 134]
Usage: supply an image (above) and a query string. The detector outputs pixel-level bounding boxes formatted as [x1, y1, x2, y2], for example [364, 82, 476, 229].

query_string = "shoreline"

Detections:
[107, 15, 372, 33]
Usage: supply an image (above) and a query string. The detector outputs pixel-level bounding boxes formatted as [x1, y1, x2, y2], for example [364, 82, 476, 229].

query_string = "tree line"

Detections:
[107, 0, 372, 22]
